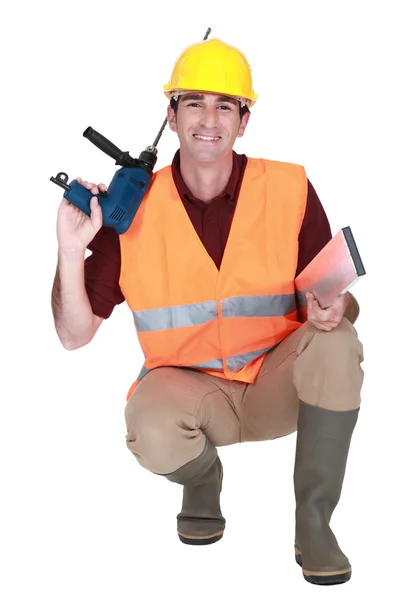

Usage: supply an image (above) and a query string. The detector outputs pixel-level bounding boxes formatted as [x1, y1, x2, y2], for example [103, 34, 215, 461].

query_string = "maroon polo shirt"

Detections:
[84, 150, 332, 319]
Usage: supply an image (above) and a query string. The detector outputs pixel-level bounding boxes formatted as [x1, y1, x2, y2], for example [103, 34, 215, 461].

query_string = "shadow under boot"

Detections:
[164, 438, 225, 545]
[294, 401, 359, 585]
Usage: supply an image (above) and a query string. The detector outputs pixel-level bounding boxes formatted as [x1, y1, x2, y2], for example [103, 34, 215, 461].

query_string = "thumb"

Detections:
[90, 196, 103, 230]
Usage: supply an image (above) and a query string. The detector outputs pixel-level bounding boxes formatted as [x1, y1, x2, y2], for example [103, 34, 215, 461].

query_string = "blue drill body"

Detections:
[50, 126, 160, 234]
[63, 166, 152, 234]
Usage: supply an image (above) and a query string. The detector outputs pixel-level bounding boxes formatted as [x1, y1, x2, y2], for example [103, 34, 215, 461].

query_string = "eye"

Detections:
[186, 102, 201, 108]
[217, 105, 232, 111]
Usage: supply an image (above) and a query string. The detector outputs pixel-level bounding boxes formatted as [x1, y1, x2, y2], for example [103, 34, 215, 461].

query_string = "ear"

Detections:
[237, 111, 250, 138]
[167, 105, 177, 132]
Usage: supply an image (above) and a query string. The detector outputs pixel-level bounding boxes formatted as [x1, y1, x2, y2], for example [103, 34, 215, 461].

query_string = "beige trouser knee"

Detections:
[124, 317, 364, 475]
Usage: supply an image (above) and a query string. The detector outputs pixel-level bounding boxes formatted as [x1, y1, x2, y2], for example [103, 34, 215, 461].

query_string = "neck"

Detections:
[179, 150, 233, 203]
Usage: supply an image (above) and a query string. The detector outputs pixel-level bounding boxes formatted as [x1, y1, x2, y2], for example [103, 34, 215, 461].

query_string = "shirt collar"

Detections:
[171, 149, 242, 206]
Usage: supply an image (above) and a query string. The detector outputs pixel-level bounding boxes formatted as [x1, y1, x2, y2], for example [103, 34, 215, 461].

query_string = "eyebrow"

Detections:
[181, 94, 238, 106]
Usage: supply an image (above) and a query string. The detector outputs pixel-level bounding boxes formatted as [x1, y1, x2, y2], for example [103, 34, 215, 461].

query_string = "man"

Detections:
[52, 38, 364, 585]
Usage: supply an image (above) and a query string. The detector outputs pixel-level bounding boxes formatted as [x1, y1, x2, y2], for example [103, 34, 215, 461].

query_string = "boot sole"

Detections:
[295, 547, 351, 585]
[178, 532, 224, 545]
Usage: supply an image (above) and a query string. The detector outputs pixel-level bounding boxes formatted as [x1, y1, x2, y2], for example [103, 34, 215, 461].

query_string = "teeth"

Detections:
[194, 135, 220, 141]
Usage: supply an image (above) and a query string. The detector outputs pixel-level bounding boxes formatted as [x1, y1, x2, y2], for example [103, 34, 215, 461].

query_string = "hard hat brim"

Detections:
[163, 87, 257, 108]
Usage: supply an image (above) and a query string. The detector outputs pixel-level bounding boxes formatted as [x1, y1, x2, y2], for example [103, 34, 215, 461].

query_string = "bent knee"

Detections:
[124, 366, 198, 426]
[299, 317, 364, 362]
[320, 317, 364, 361]
[125, 387, 177, 441]
[124, 367, 201, 470]
[126, 367, 179, 421]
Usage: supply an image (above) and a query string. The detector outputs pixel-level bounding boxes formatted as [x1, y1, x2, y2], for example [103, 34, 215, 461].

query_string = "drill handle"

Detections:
[83, 126, 135, 168]
[63, 180, 97, 217]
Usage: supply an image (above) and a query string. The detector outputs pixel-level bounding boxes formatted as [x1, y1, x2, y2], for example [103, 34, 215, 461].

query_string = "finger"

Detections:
[311, 300, 328, 321]
[307, 293, 323, 316]
[309, 319, 334, 332]
[90, 196, 103, 229]
[317, 324, 334, 331]
[89, 195, 99, 213]
[80, 180, 96, 190]
[312, 297, 323, 311]
[313, 315, 341, 329]
[98, 183, 107, 193]
[325, 317, 341, 328]
[320, 306, 342, 323]
[84, 183, 99, 195]
[306, 291, 313, 304]
[311, 290, 324, 306]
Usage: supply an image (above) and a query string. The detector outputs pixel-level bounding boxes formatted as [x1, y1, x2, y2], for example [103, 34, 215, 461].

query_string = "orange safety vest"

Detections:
[119, 157, 307, 399]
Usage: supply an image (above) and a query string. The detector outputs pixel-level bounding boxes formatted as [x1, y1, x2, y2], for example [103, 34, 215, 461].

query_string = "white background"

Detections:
[1, 0, 399, 598]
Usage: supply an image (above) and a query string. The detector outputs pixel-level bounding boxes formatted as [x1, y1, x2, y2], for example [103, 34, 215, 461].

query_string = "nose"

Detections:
[199, 106, 218, 129]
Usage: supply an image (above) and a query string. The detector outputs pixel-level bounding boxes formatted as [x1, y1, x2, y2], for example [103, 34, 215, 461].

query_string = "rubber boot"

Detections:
[164, 437, 225, 545]
[293, 401, 359, 585]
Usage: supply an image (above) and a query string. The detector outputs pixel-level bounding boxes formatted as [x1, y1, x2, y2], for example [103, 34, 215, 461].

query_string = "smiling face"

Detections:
[167, 92, 250, 163]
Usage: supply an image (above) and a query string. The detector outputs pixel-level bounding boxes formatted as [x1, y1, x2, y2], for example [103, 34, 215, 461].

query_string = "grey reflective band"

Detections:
[191, 358, 224, 370]
[137, 364, 150, 380]
[221, 294, 296, 318]
[133, 300, 218, 332]
[133, 294, 296, 333]
[137, 345, 278, 383]
[194, 346, 277, 373]
[226, 345, 276, 371]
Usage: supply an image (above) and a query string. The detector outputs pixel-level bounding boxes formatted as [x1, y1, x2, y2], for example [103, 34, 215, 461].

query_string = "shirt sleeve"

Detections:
[295, 179, 333, 277]
[84, 226, 125, 319]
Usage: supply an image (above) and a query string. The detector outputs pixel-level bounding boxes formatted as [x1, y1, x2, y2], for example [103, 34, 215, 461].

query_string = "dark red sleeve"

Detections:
[295, 180, 332, 277]
[84, 227, 125, 319]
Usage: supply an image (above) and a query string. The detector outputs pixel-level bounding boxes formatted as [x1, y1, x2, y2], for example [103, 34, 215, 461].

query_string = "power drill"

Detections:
[50, 27, 211, 234]
[50, 123, 166, 234]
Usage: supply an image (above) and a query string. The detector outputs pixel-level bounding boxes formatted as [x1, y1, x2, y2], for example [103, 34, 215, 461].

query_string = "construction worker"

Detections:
[51, 38, 364, 585]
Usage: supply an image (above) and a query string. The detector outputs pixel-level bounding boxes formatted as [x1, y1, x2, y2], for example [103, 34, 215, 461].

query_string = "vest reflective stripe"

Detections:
[135, 343, 277, 387]
[216, 314, 299, 362]
[226, 345, 276, 371]
[133, 300, 218, 332]
[137, 364, 150, 380]
[192, 358, 224, 370]
[221, 294, 296, 318]
[196, 346, 277, 372]
[181, 345, 278, 374]
[133, 294, 296, 333]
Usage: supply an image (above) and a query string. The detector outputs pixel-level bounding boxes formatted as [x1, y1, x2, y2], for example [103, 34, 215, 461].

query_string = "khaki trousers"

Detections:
[125, 317, 364, 474]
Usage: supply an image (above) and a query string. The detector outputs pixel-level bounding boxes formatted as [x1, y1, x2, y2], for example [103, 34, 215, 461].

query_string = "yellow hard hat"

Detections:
[164, 38, 258, 107]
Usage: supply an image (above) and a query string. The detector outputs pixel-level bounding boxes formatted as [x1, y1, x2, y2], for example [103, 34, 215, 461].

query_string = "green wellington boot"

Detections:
[293, 401, 359, 585]
[164, 437, 225, 545]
